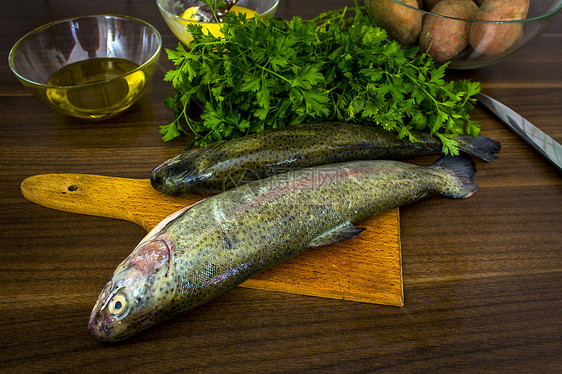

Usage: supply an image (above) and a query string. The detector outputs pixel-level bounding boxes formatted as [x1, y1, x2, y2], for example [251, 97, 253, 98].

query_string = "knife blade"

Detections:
[475, 92, 562, 172]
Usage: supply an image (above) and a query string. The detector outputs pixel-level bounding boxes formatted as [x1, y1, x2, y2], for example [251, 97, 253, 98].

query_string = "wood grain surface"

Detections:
[20, 173, 403, 306]
[1, 0, 561, 372]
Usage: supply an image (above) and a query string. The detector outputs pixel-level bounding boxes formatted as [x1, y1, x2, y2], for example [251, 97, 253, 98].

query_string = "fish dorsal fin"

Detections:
[309, 221, 365, 247]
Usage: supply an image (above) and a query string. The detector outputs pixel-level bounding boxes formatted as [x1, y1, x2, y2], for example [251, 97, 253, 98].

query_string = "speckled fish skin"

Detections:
[90, 156, 479, 342]
[150, 122, 499, 196]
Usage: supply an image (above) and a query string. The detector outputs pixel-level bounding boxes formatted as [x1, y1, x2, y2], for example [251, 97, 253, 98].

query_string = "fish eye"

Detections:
[107, 293, 128, 316]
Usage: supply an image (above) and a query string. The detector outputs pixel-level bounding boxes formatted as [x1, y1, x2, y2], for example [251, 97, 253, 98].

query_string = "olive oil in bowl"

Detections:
[45, 58, 146, 120]
[9, 15, 161, 120]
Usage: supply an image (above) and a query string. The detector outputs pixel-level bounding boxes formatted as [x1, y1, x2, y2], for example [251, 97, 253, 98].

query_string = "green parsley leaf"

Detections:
[161, 5, 481, 155]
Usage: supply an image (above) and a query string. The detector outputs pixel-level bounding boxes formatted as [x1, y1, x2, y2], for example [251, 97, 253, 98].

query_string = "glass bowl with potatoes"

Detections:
[364, 0, 562, 69]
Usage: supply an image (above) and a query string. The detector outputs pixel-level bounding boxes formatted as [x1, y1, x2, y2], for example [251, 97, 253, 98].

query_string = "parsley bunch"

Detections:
[161, 6, 481, 154]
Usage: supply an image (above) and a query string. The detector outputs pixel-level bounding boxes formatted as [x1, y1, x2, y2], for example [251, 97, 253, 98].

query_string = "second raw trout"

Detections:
[151, 122, 500, 195]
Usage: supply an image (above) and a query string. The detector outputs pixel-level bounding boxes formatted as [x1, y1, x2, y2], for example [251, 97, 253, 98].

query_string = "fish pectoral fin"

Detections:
[309, 221, 365, 247]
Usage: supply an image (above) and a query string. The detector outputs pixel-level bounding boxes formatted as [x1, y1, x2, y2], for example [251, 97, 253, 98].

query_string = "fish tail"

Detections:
[430, 156, 479, 199]
[456, 135, 501, 162]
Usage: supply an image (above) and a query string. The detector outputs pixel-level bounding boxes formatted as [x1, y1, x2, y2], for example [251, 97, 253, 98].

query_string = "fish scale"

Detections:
[89, 156, 479, 341]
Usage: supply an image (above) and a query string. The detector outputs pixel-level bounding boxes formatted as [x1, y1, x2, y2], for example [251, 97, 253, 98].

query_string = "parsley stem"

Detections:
[189, 40, 227, 53]
[258, 65, 292, 85]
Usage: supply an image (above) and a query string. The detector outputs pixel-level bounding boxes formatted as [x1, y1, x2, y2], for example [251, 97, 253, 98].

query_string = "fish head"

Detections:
[88, 234, 177, 342]
[150, 146, 211, 195]
[150, 154, 189, 196]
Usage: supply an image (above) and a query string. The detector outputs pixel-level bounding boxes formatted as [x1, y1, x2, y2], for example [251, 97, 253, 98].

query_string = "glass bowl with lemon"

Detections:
[9, 15, 162, 120]
[157, 0, 280, 45]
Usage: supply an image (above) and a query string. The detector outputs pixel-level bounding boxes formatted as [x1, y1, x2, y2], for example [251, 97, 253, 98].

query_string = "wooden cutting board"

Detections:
[20, 174, 403, 306]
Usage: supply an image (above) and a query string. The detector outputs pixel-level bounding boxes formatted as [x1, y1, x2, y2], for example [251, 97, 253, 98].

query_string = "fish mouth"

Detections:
[88, 309, 112, 342]
[149, 162, 187, 196]
[149, 171, 165, 191]
[88, 313, 107, 341]
[88, 307, 135, 342]
[150, 168, 201, 196]
[150, 162, 170, 191]
[88, 294, 116, 341]
[88, 322, 130, 343]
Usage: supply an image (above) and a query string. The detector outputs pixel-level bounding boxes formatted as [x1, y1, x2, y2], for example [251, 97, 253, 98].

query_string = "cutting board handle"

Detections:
[20, 174, 207, 231]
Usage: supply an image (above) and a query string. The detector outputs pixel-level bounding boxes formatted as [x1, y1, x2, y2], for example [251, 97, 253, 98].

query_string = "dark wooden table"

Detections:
[1, 1, 561, 372]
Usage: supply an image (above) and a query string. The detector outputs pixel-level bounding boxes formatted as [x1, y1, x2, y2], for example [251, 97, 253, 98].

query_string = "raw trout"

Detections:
[90, 156, 479, 341]
[150, 122, 500, 195]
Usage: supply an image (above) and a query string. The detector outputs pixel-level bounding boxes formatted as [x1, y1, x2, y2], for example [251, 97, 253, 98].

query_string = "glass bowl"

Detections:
[156, 0, 280, 45]
[8, 15, 162, 120]
[365, 0, 562, 69]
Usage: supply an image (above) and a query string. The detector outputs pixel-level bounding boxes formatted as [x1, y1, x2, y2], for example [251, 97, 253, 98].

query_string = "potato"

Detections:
[425, 0, 483, 11]
[423, 0, 480, 12]
[370, 0, 423, 44]
[424, 0, 443, 10]
[419, 0, 479, 62]
[469, 0, 530, 55]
